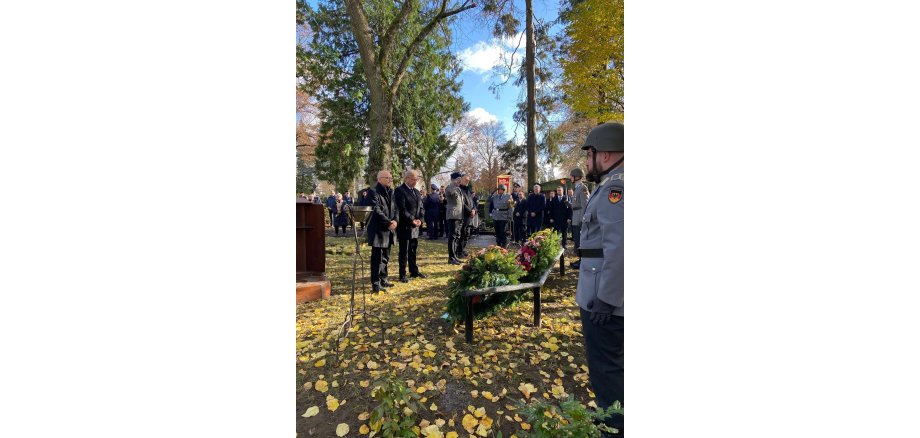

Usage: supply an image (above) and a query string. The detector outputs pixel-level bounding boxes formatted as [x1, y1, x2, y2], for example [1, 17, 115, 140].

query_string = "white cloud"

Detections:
[458, 33, 525, 77]
[466, 107, 498, 124]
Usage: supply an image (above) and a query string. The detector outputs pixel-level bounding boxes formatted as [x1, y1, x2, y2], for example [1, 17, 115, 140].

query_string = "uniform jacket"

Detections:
[444, 182, 464, 220]
[423, 192, 441, 221]
[575, 167, 624, 316]
[366, 183, 397, 248]
[526, 193, 546, 229]
[570, 181, 590, 226]
[489, 193, 512, 221]
[394, 183, 424, 240]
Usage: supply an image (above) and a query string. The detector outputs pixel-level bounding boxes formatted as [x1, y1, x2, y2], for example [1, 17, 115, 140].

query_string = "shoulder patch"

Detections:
[608, 189, 622, 204]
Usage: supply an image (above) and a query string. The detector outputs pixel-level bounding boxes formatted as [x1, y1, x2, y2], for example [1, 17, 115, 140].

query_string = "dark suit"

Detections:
[526, 193, 546, 236]
[367, 183, 396, 288]
[513, 197, 528, 243]
[423, 193, 441, 239]
[547, 195, 572, 248]
[458, 185, 475, 257]
[395, 183, 424, 278]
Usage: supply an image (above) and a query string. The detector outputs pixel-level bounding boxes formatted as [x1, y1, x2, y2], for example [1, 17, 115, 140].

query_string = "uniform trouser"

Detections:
[398, 237, 419, 277]
[571, 225, 582, 255]
[580, 309, 624, 433]
[426, 218, 439, 239]
[494, 220, 507, 247]
[370, 245, 391, 288]
[446, 219, 462, 260]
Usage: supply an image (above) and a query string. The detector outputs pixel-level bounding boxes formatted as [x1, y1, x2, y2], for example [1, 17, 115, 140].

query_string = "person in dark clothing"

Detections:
[547, 187, 572, 249]
[333, 194, 350, 235]
[325, 192, 337, 230]
[438, 195, 447, 240]
[366, 172, 397, 292]
[526, 184, 546, 236]
[458, 182, 476, 257]
[423, 184, 442, 240]
[543, 191, 554, 230]
[357, 187, 375, 230]
[343, 191, 353, 205]
[394, 169, 427, 282]
[513, 195, 528, 243]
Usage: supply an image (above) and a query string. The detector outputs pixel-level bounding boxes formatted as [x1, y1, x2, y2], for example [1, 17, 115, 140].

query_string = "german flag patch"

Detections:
[608, 189, 622, 204]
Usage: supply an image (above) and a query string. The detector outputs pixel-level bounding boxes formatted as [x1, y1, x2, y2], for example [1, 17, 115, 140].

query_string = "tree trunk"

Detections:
[365, 93, 393, 186]
[525, 0, 537, 188]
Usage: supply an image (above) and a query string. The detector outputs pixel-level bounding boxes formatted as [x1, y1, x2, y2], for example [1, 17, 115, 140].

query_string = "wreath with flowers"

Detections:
[517, 229, 562, 282]
[444, 230, 563, 322]
[445, 246, 526, 321]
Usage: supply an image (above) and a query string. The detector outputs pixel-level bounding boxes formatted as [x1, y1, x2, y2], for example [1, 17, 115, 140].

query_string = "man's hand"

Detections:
[530, 212, 536, 217]
[589, 299, 618, 326]
[388, 220, 397, 230]
[549, 219, 554, 223]
[413, 219, 421, 227]
[567, 219, 571, 224]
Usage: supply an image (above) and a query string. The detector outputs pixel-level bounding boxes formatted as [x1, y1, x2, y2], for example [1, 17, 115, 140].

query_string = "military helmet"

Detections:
[581, 122, 624, 152]
[569, 168, 584, 178]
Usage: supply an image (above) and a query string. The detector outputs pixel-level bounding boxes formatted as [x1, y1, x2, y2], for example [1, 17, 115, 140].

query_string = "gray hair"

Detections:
[403, 169, 419, 178]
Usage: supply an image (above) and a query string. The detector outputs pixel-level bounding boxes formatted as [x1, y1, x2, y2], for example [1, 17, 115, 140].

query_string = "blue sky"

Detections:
[302, 0, 562, 143]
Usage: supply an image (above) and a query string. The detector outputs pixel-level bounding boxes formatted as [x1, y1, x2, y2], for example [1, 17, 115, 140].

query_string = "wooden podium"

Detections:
[296, 200, 330, 303]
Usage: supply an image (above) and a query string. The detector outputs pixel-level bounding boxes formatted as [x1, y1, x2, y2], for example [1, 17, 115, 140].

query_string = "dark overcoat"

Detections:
[394, 183, 424, 240]
[366, 183, 397, 248]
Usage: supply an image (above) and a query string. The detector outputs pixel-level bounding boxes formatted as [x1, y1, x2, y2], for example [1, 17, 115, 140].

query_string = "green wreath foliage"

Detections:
[518, 229, 563, 282]
[445, 246, 526, 321]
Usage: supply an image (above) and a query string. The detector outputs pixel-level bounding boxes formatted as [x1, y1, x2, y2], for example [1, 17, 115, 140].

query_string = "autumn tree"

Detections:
[338, 0, 476, 185]
[558, 0, 623, 122]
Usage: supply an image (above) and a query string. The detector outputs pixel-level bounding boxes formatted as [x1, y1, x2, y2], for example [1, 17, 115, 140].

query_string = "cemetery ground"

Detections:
[297, 235, 599, 437]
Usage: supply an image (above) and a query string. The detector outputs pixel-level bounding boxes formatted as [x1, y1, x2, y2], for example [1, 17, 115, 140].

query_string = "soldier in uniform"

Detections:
[574, 122, 624, 435]
[569, 168, 590, 269]
[489, 184, 512, 248]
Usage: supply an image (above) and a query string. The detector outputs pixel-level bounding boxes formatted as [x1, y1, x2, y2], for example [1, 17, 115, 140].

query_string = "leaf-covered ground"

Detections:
[297, 233, 596, 437]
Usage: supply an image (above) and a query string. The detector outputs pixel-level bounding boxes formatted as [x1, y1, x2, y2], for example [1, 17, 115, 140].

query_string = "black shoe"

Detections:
[448, 259, 462, 265]
[459, 252, 469, 258]
[570, 260, 581, 269]
[381, 280, 395, 288]
[399, 276, 409, 283]
[410, 272, 427, 279]
[372, 286, 387, 293]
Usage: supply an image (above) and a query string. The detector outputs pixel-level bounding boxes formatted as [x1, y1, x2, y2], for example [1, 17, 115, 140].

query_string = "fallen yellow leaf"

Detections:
[301, 406, 319, 418]
[336, 423, 349, 436]
[315, 380, 329, 393]
[461, 413, 478, 433]
[314, 359, 326, 367]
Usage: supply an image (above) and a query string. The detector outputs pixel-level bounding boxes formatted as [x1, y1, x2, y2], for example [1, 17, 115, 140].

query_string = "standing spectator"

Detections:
[367, 172, 397, 293]
[543, 191, 554, 230]
[357, 187, 374, 230]
[438, 194, 447, 241]
[298, 192, 307, 199]
[549, 186, 572, 249]
[526, 184, 546, 236]
[459, 180, 476, 256]
[325, 191, 337, 230]
[395, 170, 426, 283]
[343, 191, 354, 205]
[489, 184, 511, 248]
[444, 172, 465, 265]
[313, 193, 322, 204]
[513, 194, 528, 243]
[333, 194, 349, 235]
[423, 184, 442, 240]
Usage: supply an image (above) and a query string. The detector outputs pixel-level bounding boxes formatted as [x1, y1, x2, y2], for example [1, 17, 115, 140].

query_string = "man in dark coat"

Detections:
[423, 183, 442, 240]
[394, 170, 427, 282]
[547, 186, 572, 249]
[458, 179, 476, 257]
[367, 171, 397, 293]
[357, 187, 375, 230]
[326, 191, 337, 230]
[513, 194, 528, 244]
[526, 184, 546, 236]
